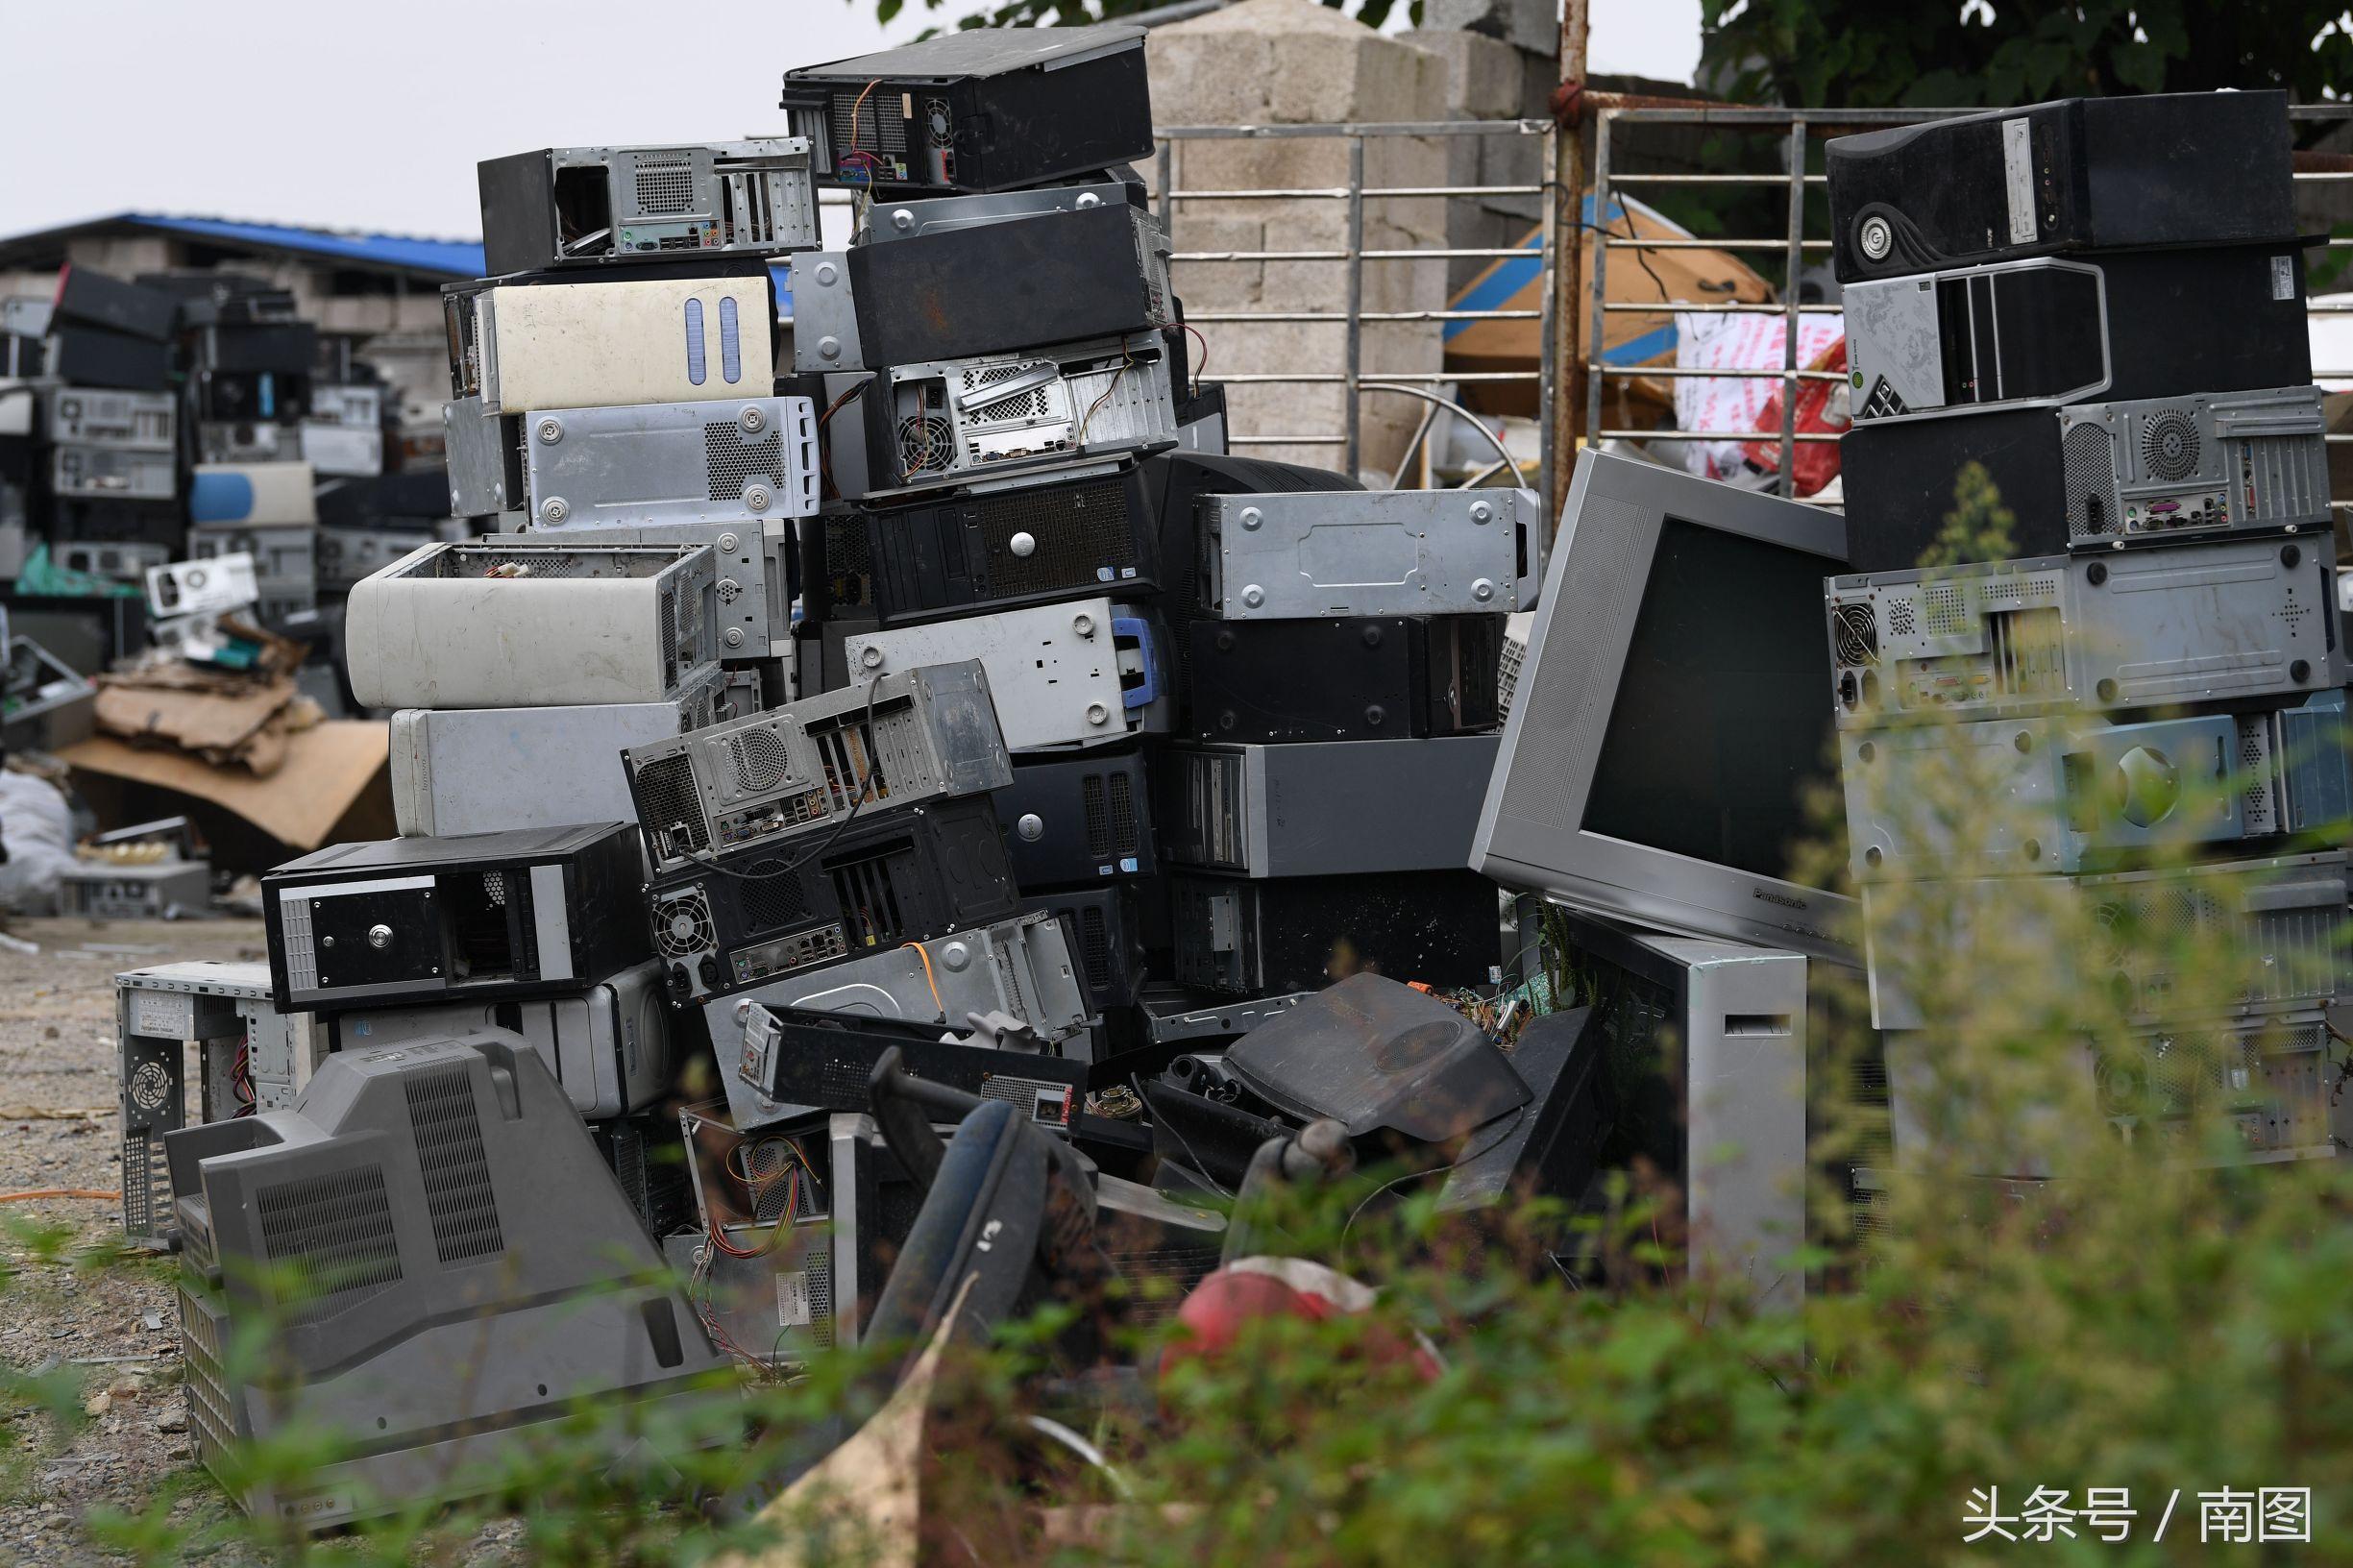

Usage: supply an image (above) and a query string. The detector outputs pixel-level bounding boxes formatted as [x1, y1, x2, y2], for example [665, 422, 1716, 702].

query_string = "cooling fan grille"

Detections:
[729, 727, 793, 793]
[654, 890, 716, 960]
[896, 415, 954, 475]
[2139, 408, 2202, 482]
[1832, 602, 1878, 665]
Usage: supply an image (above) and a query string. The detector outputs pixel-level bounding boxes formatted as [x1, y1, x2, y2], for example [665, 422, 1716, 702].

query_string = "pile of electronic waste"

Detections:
[1, 250, 455, 733]
[130, 25, 1585, 1531]
[124, 42, 2353, 1534]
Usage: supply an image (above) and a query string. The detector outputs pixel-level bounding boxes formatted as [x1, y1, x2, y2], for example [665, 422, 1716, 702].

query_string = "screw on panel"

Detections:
[739, 406, 766, 434]
[542, 498, 570, 523]
[536, 418, 563, 444]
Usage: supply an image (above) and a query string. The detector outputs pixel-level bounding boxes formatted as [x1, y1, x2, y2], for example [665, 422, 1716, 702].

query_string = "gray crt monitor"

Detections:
[1471, 451, 1854, 962]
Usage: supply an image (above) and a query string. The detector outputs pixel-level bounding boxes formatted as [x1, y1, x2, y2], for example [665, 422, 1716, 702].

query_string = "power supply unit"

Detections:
[845, 597, 1164, 752]
[330, 960, 675, 1120]
[1199, 487, 1542, 620]
[998, 747, 1157, 887]
[1158, 736, 1503, 878]
[781, 25, 1153, 197]
[44, 386, 174, 450]
[165, 1036, 727, 1530]
[1826, 535, 2341, 729]
[478, 138, 820, 276]
[1863, 850, 2353, 1032]
[315, 525, 438, 590]
[297, 421, 383, 478]
[863, 462, 1158, 625]
[1188, 614, 1505, 743]
[646, 794, 1023, 1002]
[388, 667, 725, 839]
[734, 1001, 1090, 1130]
[260, 822, 651, 1013]
[59, 859, 212, 920]
[517, 395, 819, 530]
[483, 519, 787, 659]
[792, 202, 1171, 373]
[723, 906, 1093, 1043]
[1840, 688, 2353, 881]
[1168, 869, 1502, 996]
[857, 330, 1178, 498]
[52, 265, 180, 341]
[115, 961, 322, 1246]
[857, 181, 1147, 246]
[344, 539, 718, 709]
[457, 273, 775, 415]
[1843, 244, 2312, 426]
[624, 659, 1012, 874]
[1032, 885, 1149, 1014]
[189, 463, 317, 526]
[50, 444, 174, 502]
[1826, 90, 2294, 282]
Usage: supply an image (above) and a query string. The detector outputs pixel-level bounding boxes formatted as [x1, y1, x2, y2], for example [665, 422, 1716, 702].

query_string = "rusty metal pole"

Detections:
[1547, 0, 1592, 524]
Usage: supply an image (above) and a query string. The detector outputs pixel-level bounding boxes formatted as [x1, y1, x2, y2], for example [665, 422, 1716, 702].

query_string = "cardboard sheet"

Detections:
[58, 721, 391, 852]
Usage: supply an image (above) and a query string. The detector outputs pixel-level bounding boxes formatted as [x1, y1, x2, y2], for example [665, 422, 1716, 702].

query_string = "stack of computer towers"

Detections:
[171, 278, 323, 625]
[1826, 89, 2352, 1172]
[1148, 484, 1537, 1004]
[38, 269, 184, 581]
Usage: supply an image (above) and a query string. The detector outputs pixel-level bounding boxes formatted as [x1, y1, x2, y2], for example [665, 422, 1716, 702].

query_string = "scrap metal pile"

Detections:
[131, 25, 1573, 1529]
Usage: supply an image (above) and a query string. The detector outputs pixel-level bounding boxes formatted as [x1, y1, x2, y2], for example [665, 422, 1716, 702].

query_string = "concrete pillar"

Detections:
[1147, 0, 1450, 479]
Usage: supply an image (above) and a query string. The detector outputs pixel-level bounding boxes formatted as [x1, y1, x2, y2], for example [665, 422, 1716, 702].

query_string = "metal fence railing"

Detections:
[1153, 119, 1558, 509]
[1586, 103, 2353, 507]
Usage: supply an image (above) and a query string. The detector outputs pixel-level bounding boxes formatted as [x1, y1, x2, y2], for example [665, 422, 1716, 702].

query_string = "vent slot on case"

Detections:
[254, 1165, 404, 1322]
[829, 843, 910, 950]
[636, 753, 708, 859]
[404, 1062, 506, 1264]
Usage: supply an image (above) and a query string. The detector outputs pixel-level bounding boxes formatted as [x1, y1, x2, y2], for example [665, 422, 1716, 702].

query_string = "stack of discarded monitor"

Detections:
[1827, 90, 2352, 1172]
[144, 24, 1587, 1531]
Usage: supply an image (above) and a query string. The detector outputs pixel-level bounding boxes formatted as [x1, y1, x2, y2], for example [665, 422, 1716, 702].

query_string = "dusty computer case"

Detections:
[478, 139, 821, 275]
[624, 659, 1012, 873]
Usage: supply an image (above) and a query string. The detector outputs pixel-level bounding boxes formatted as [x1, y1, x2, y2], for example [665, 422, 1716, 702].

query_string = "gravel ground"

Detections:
[0, 916, 267, 1566]
[0, 919, 601, 1566]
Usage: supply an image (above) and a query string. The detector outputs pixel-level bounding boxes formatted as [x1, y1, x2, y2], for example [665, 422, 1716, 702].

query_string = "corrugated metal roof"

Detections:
[0, 212, 483, 280]
[120, 214, 484, 278]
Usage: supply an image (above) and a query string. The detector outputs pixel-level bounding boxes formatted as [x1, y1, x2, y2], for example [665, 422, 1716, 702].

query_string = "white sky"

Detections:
[0, 0, 1700, 241]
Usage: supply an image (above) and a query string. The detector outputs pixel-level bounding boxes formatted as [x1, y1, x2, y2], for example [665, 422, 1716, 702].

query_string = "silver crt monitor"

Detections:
[1471, 451, 1854, 962]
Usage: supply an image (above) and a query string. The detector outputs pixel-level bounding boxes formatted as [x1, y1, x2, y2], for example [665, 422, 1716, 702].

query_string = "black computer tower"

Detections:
[1033, 885, 1149, 1013]
[782, 26, 1155, 196]
[1168, 870, 1499, 995]
[261, 823, 650, 1013]
[866, 464, 1157, 626]
[1188, 615, 1504, 743]
[844, 203, 1167, 368]
[998, 747, 1157, 889]
[53, 268, 179, 341]
[648, 796, 1023, 1001]
[1827, 90, 2295, 282]
[47, 328, 173, 393]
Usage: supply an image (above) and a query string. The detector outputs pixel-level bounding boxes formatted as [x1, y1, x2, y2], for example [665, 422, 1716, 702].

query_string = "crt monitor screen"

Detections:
[1579, 518, 1837, 889]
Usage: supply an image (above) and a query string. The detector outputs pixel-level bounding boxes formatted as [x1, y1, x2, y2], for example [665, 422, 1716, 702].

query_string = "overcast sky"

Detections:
[0, 0, 1700, 241]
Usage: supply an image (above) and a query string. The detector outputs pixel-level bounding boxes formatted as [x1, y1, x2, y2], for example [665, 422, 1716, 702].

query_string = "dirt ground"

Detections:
[0, 916, 267, 1565]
